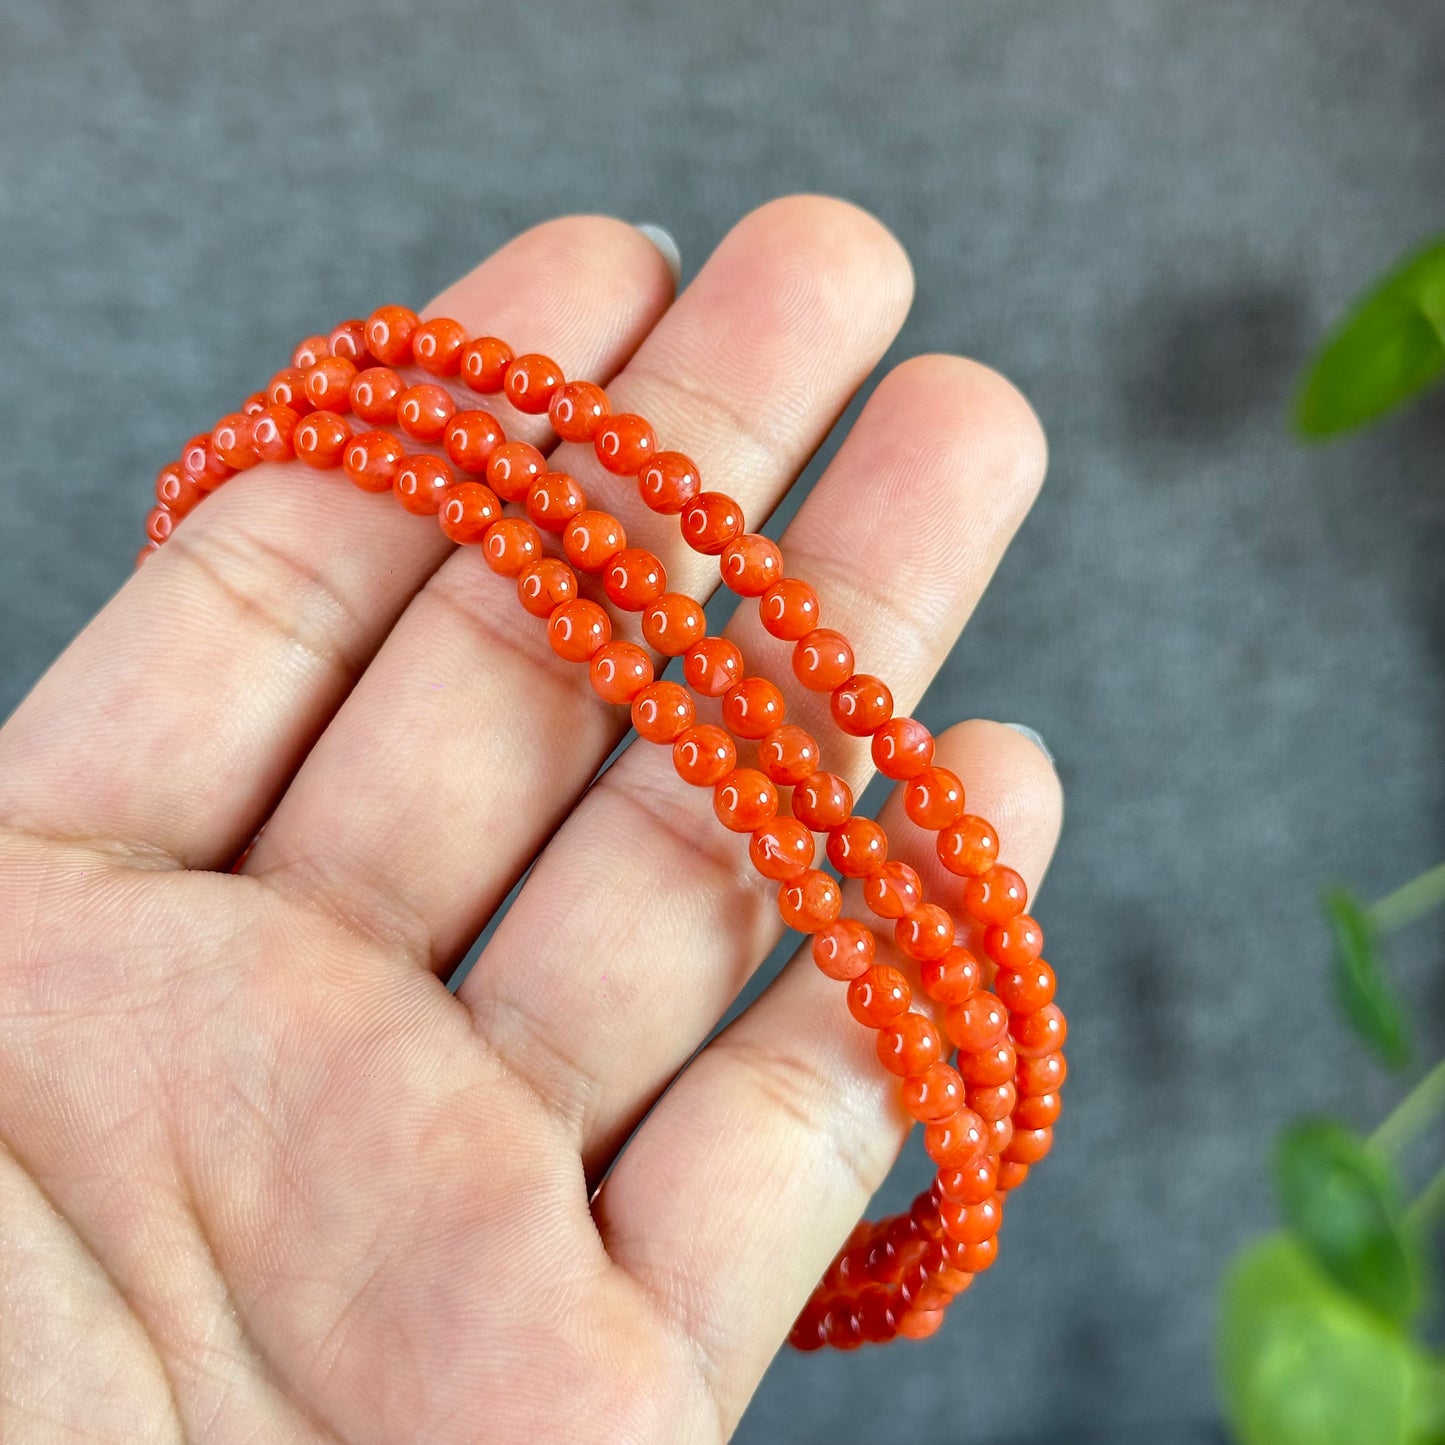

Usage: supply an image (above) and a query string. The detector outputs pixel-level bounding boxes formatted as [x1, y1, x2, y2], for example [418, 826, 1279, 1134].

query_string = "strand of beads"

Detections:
[135, 307, 1066, 1350]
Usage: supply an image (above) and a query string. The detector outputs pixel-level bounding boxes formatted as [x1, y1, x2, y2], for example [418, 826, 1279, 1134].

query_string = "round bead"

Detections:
[486, 441, 546, 502]
[812, 919, 876, 980]
[1012, 1002, 1067, 1058]
[641, 593, 707, 655]
[895, 903, 955, 962]
[292, 333, 330, 369]
[986, 914, 1044, 969]
[365, 305, 420, 365]
[180, 434, 232, 491]
[1013, 1090, 1061, 1130]
[393, 454, 455, 515]
[826, 817, 887, 877]
[682, 637, 743, 697]
[904, 766, 966, 830]
[721, 533, 783, 596]
[996, 1160, 1031, 1192]
[503, 353, 563, 413]
[897, 1308, 947, 1341]
[966, 1081, 1017, 1122]
[920, 947, 982, 1005]
[994, 960, 1056, 1015]
[632, 681, 696, 743]
[595, 413, 657, 475]
[872, 718, 935, 779]
[938, 1154, 997, 1205]
[481, 518, 543, 577]
[902, 1062, 965, 1123]
[680, 492, 744, 555]
[847, 964, 911, 1028]
[964, 865, 1028, 925]
[327, 318, 368, 361]
[672, 724, 736, 787]
[713, 768, 778, 832]
[267, 367, 312, 412]
[862, 860, 922, 919]
[241, 391, 267, 416]
[155, 462, 201, 517]
[563, 510, 626, 572]
[876, 1012, 943, 1077]
[793, 629, 855, 692]
[940, 1195, 1003, 1246]
[792, 771, 854, 831]
[937, 815, 999, 877]
[1004, 1126, 1054, 1166]
[344, 430, 406, 493]
[790, 1299, 830, 1353]
[944, 994, 1009, 1052]
[527, 472, 587, 532]
[516, 558, 578, 619]
[956, 1237, 999, 1273]
[438, 481, 502, 543]
[293, 411, 351, 469]
[637, 450, 701, 513]
[460, 336, 513, 394]
[548, 598, 611, 662]
[443, 410, 504, 474]
[549, 380, 610, 442]
[1017, 1050, 1068, 1096]
[603, 549, 667, 611]
[831, 675, 894, 737]
[349, 367, 403, 425]
[210, 413, 257, 469]
[749, 818, 815, 881]
[589, 642, 654, 704]
[144, 504, 173, 544]
[722, 677, 786, 740]
[778, 870, 843, 932]
[760, 578, 821, 640]
[957, 1040, 1018, 1088]
[757, 726, 821, 785]
[411, 317, 468, 376]
[397, 383, 455, 442]
[924, 1110, 986, 1169]
[303, 356, 358, 411]
[251, 405, 300, 463]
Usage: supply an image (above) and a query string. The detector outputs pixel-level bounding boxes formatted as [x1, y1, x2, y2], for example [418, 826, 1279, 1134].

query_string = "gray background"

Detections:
[3, 1, 1444, 1441]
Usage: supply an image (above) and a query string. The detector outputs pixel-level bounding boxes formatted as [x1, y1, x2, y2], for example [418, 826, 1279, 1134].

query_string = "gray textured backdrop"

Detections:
[4, 2, 1445, 1441]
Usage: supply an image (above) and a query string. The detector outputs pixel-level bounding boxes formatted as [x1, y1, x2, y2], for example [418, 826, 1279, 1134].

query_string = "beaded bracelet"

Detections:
[139, 306, 1067, 1350]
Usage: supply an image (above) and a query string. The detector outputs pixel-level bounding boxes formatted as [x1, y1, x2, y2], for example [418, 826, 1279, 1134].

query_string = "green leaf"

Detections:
[1219, 1236, 1445, 1445]
[1323, 887, 1411, 1069]
[1296, 237, 1445, 437]
[1275, 1118, 1424, 1321]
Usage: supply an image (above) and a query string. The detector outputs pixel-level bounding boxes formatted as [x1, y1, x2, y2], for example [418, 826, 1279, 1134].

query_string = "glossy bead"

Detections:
[994, 959, 1056, 1015]
[924, 1110, 986, 1168]
[812, 919, 876, 980]
[364, 305, 420, 365]
[589, 641, 653, 704]
[896, 903, 955, 962]
[847, 964, 910, 1028]
[503, 353, 563, 414]
[293, 411, 351, 469]
[790, 1299, 830, 1352]
[1004, 1126, 1054, 1165]
[516, 558, 578, 618]
[826, 817, 887, 877]
[1013, 1090, 1061, 1130]
[872, 718, 935, 780]
[831, 675, 894, 736]
[595, 412, 657, 475]
[938, 1154, 998, 1205]
[904, 766, 966, 830]
[902, 1062, 965, 1123]
[863, 860, 922, 920]
[460, 336, 513, 393]
[1012, 1002, 1067, 1057]
[303, 356, 358, 411]
[791, 771, 853, 831]
[757, 726, 821, 785]
[682, 637, 743, 697]
[251, 405, 300, 463]
[673, 724, 737, 788]
[180, 433, 232, 490]
[210, 413, 257, 469]
[267, 367, 312, 412]
[349, 367, 403, 425]
[760, 578, 821, 640]
[603, 548, 667, 611]
[876, 1012, 943, 1077]
[793, 629, 855, 692]
[486, 441, 547, 502]
[966, 1081, 1017, 1122]
[438, 481, 502, 543]
[896, 1309, 946, 1341]
[548, 598, 611, 662]
[632, 681, 695, 743]
[397, 383, 455, 442]
[940, 1195, 1003, 1246]
[443, 410, 504, 474]
[680, 492, 744, 555]
[641, 593, 706, 655]
[527, 472, 587, 532]
[957, 1039, 1017, 1088]
[481, 518, 543, 577]
[955, 1236, 998, 1273]
[327, 318, 368, 361]
[393, 454, 455, 515]
[721, 533, 783, 596]
[779, 870, 843, 932]
[722, 677, 786, 740]
[563, 510, 627, 572]
[411, 316, 468, 376]
[549, 380, 610, 442]
[343, 430, 406, 493]
[996, 1160, 1031, 1192]
[292, 333, 330, 369]
[945, 994, 1009, 1052]
[240, 391, 267, 416]
[637, 450, 701, 513]
[155, 462, 201, 518]
[1016, 1050, 1068, 1096]
[855, 1288, 898, 1345]
[712, 768, 778, 832]
[986, 914, 1044, 969]
[937, 814, 999, 878]
[964, 865, 1028, 925]
[144, 504, 173, 544]
[920, 946, 982, 1005]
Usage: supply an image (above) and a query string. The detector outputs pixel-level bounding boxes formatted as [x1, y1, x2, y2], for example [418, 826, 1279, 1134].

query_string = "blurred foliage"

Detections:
[1325, 888, 1412, 1069]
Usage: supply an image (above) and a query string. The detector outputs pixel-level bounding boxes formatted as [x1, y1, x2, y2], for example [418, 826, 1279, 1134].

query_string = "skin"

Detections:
[0, 196, 1063, 1445]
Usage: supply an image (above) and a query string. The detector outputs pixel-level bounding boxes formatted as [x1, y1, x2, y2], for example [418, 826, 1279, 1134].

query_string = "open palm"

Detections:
[0, 196, 1062, 1444]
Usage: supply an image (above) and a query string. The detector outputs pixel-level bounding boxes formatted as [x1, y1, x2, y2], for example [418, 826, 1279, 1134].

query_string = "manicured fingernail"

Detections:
[634, 223, 681, 287]
[1003, 723, 1054, 766]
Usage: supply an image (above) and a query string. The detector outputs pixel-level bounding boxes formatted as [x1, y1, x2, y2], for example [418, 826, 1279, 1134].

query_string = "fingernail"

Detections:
[634, 223, 681, 287]
[1003, 723, 1054, 766]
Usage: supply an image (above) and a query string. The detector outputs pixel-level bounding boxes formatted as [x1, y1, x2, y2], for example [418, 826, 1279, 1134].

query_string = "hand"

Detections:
[0, 196, 1062, 1445]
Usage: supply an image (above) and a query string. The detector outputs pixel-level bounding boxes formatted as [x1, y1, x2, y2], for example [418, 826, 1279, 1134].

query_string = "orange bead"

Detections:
[438, 481, 502, 543]
[603, 548, 667, 611]
[460, 335, 513, 393]
[903, 1062, 965, 1122]
[180, 433, 232, 491]
[812, 918, 876, 980]
[486, 441, 546, 502]
[863, 860, 921, 919]
[826, 817, 887, 877]
[349, 366, 403, 425]
[964, 864, 1028, 924]
[722, 676, 786, 739]
[589, 641, 654, 704]
[292, 333, 330, 369]
[994, 959, 1056, 1014]
[443, 410, 504, 474]
[680, 491, 744, 555]
[955, 1236, 998, 1273]
[924, 1109, 986, 1168]
[504, 353, 563, 413]
[365, 304, 420, 365]
[595, 412, 657, 475]
[637, 450, 700, 513]
[937, 814, 999, 877]
[790, 1299, 830, 1352]
[210, 413, 257, 469]
[267, 367, 312, 413]
[996, 1160, 1031, 1192]
[397, 383, 455, 442]
[145, 504, 173, 544]
[481, 518, 543, 577]
[527, 472, 587, 532]
[749, 818, 815, 881]
[945, 994, 1008, 1052]
[563, 510, 626, 572]
[327, 318, 368, 362]
[872, 717, 935, 780]
[516, 558, 578, 618]
[940, 1194, 1003, 1245]
[393, 454, 455, 515]
[672, 724, 736, 787]
[920, 946, 982, 1004]
[250, 405, 300, 463]
[876, 1011, 943, 1077]
[986, 914, 1044, 970]
[293, 411, 351, 469]
[778, 870, 843, 932]
[847, 964, 911, 1028]
[895, 903, 955, 962]
[155, 462, 201, 518]
[1004, 1126, 1053, 1165]
[1012, 1002, 1067, 1057]
[682, 637, 743, 697]
[905, 766, 966, 830]
[632, 681, 696, 743]
[966, 1081, 1017, 1122]
[831, 674, 894, 736]
[896, 1308, 946, 1341]
[241, 391, 267, 416]
[1013, 1090, 1061, 1130]
[793, 628, 855, 692]
[756, 726, 820, 785]
[792, 770, 853, 831]
[1017, 1050, 1067, 1096]
[548, 598, 611, 662]
[303, 355, 358, 411]
[549, 380, 610, 441]
[411, 316, 468, 376]
[938, 1154, 997, 1204]
[343, 430, 406, 493]
[957, 1039, 1017, 1088]
[712, 768, 778, 832]
[760, 578, 821, 640]
[641, 593, 706, 655]
[721, 533, 783, 596]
